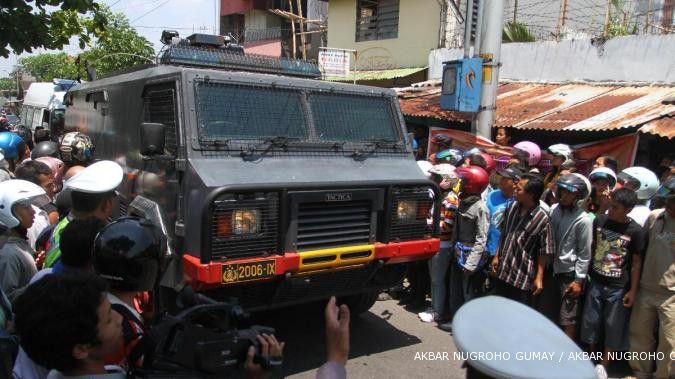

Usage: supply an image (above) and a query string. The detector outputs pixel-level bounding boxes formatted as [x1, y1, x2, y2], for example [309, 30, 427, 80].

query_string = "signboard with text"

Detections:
[318, 48, 351, 77]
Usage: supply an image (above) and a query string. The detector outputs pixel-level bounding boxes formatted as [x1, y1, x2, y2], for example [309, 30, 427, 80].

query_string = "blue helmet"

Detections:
[436, 148, 464, 166]
[0, 132, 24, 159]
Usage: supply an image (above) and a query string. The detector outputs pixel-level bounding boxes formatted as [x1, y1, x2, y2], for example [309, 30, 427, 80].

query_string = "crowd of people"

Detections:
[0, 126, 351, 379]
[407, 137, 674, 379]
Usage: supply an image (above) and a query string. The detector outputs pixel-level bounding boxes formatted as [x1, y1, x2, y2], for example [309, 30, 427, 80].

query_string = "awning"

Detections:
[324, 67, 427, 82]
[396, 82, 675, 138]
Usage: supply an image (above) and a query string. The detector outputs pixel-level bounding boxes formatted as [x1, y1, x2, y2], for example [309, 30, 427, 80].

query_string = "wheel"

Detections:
[340, 289, 379, 315]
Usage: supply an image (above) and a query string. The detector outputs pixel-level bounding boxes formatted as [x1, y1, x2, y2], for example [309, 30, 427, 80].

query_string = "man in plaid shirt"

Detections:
[490, 173, 554, 305]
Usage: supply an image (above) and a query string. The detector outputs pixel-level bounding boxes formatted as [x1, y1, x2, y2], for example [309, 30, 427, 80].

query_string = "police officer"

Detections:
[453, 296, 597, 379]
[93, 217, 163, 369]
[43, 160, 123, 269]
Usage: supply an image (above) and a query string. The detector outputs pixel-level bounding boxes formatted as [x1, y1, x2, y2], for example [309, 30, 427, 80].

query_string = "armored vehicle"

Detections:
[64, 33, 440, 313]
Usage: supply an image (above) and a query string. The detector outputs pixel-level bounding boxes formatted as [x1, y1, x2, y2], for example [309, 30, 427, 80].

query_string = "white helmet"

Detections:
[547, 144, 573, 161]
[416, 160, 433, 178]
[589, 167, 617, 189]
[0, 179, 46, 228]
[618, 166, 659, 200]
[428, 163, 458, 179]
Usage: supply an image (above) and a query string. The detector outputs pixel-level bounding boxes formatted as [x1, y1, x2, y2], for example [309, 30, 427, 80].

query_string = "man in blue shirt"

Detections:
[486, 167, 521, 257]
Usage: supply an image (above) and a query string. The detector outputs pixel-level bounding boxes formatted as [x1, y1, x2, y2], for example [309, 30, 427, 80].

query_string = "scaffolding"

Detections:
[269, 0, 327, 60]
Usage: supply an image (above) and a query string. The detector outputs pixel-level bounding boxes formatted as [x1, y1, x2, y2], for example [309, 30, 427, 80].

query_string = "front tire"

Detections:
[340, 290, 379, 315]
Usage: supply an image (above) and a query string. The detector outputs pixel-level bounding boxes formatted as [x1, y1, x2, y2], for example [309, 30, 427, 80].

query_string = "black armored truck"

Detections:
[63, 32, 440, 313]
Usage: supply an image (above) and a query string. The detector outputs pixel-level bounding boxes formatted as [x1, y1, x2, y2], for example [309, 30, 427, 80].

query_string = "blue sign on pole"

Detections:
[440, 58, 483, 112]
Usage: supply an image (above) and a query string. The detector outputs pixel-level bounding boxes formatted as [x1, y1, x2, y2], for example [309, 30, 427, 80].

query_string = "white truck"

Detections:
[20, 79, 77, 136]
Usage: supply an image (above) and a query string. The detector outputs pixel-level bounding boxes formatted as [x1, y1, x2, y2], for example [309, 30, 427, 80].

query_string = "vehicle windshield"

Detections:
[194, 80, 400, 146]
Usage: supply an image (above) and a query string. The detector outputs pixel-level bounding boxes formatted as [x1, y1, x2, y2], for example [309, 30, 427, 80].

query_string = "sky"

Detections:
[0, 0, 218, 77]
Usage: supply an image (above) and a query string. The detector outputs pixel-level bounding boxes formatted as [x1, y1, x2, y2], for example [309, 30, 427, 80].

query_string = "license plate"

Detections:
[222, 260, 276, 284]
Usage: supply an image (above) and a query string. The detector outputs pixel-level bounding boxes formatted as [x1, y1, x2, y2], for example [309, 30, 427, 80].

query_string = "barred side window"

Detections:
[356, 0, 399, 42]
[142, 84, 178, 156]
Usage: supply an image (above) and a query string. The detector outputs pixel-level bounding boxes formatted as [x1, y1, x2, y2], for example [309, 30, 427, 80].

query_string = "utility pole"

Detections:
[556, 0, 568, 41]
[603, 0, 612, 37]
[645, 0, 652, 33]
[474, 0, 505, 139]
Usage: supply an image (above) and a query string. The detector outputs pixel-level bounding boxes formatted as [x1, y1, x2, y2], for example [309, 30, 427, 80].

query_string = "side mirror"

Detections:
[140, 122, 166, 156]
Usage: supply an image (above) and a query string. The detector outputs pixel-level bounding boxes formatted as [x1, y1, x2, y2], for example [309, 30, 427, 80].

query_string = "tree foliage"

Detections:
[0, 77, 16, 92]
[18, 52, 79, 82]
[0, 0, 108, 58]
[502, 21, 536, 43]
[80, 10, 154, 77]
[13, 9, 154, 82]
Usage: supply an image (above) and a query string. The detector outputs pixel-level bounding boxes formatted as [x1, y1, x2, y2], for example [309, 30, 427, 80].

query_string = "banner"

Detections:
[427, 128, 638, 173]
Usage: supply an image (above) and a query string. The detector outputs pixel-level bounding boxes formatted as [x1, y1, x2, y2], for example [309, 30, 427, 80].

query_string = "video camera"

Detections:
[135, 286, 278, 378]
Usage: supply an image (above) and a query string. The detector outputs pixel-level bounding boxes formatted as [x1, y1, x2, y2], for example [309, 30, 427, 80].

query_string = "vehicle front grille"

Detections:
[296, 200, 372, 251]
[210, 193, 279, 259]
[389, 187, 434, 242]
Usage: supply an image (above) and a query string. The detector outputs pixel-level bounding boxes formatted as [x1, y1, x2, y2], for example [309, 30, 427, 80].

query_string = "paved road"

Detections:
[251, 298, 632, 379]
[252, 298, 466, 378]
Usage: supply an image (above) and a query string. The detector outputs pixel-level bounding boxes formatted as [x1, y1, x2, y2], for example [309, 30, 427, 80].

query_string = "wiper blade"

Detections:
[199, 137, 231, 148]
[240, 136, 300, 161]
[350, 138, 404, 161]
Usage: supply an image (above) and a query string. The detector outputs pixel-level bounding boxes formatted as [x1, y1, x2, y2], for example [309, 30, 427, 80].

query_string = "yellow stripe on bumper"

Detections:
[297, 244, 375, 272]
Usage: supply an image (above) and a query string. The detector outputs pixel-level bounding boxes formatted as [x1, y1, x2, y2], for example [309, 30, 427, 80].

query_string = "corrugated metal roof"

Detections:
[640, 115, 675, 139]
[324, 67, 427, 82]
[397, 82, 675, 137]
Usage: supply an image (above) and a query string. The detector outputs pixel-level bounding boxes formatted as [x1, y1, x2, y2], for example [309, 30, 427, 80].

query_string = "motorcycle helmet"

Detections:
[589, 167, 617, 189]
[0, 132, 24, 159]
[0, 179, 46, 228]
[618, 166, 659, 200]
[31, 141, 60, 160]
[436, 148, 464, 166]
[59, 132, 94, 165]
[479, 152, 496, 173]
[556, 173, 591, 200]
[512, 141, 541, 166]
[656, 177, 675, 199]
[93, 217, 164, 292]
[35, 156, 66, 193]
[546, 144, 573, 162]
[455, 166, 489, 195]
[429, 163, 457, 180]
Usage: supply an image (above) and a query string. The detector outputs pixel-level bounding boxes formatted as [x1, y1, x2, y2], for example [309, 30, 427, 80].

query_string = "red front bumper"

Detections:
[182, 238, 439, 288]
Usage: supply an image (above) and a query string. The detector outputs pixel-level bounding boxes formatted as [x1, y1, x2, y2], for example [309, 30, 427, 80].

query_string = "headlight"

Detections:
[397, 200, 418, 221]
[232, 209, 261, 235]
[215, 208, 261, 236]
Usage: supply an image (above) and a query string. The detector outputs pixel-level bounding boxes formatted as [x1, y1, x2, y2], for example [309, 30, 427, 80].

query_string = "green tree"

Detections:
[18, 52, 79, 82]
[0, 77, 16, 92]
[0, 0, 108, 58]
[80, 10, 154, 77]
[502, 21, 536, 43]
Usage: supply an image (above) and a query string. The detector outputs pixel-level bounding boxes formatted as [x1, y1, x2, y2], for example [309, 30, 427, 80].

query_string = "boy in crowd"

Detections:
[550, 174, 593, 339]
[581, 188, 647, 377]
[491, 173, 553, 305]
[419, 164, 459, 323]
[441, 165, 489, 332]
[629, 178, 675, 379]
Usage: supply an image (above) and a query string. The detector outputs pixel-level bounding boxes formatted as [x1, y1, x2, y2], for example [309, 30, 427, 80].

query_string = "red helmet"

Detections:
[456, 166, 489, 195]
[480, 152, 496, 173]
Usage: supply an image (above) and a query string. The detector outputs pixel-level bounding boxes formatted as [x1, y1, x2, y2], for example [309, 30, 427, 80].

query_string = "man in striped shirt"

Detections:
[490, 173, 554, 306]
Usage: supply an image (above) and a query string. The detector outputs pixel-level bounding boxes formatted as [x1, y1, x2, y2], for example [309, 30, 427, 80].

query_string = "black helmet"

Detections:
[31, 141, 60, 159]
[93, 217, 164, 292]
[556, 173, 591, 200]
[656, 177, 675, 199]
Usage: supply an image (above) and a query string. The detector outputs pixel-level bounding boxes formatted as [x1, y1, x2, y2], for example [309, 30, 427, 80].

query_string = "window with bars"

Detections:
[355, 0, 399, 42]
[142, 84, 179, 156]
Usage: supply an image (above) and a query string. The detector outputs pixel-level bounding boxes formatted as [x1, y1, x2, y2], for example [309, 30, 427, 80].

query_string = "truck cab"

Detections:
[21, 79, 76, 134]
[64, 33, 440, 313]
